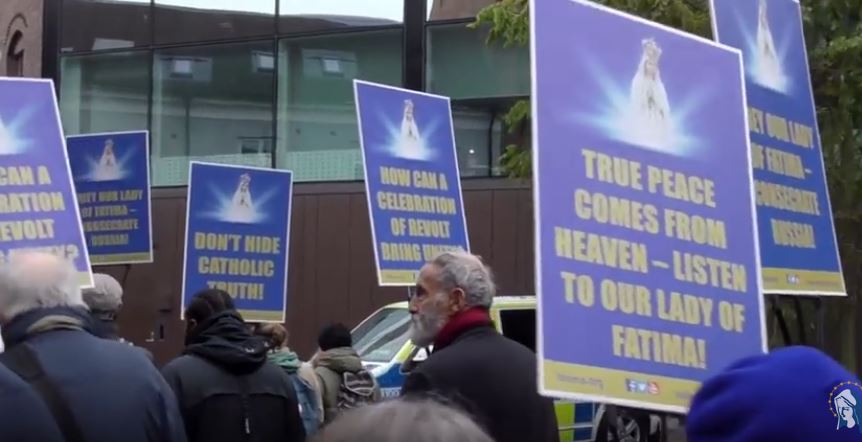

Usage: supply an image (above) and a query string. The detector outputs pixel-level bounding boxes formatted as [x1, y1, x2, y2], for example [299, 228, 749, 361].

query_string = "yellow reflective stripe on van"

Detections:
[555, 401, 575, 442]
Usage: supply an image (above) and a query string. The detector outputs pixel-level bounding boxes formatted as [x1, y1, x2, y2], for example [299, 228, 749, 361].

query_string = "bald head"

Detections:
[0, 251, 85, 324]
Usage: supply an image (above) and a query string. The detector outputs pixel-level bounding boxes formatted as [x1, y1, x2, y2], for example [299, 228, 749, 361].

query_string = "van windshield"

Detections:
[352, 308, 412, 363]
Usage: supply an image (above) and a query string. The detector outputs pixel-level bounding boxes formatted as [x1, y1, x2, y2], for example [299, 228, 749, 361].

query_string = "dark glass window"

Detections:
[59, 51, 150, 135]
[151, 41, 275, 185]
[61, 0, 151, 52]
[427, 23, 529, 99]
[499, 309, 536, 353]
[276, 30, 402, 181]
[154, 0, 275, 44]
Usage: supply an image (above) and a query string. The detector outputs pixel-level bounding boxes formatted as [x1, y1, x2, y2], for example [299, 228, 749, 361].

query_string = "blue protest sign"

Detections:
[354, 80, 470, 286]
[182, 162, 293, 322]
[710, 0, 845, 295]
[66, 131, 153, 265]
[0, 78, 93, 286]
[532, 0, 767, 412]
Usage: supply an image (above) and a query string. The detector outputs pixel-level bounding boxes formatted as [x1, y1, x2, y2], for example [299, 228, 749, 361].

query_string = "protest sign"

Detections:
[0, 78, 93, 286]
[182, 162, 293, 322]
[67, 131, 153, 265]
[532, 0, 767, 412]
[354, 80, 470, 286]
[710, 0, 845, 295]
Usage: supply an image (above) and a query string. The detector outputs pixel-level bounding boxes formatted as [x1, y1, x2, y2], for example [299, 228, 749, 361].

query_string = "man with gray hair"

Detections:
[0, 252, 185, 442]
[401, 250, 558, 442]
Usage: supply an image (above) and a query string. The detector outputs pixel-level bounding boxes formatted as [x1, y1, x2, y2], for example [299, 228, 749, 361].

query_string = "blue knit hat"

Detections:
[688, 346, 862, 442]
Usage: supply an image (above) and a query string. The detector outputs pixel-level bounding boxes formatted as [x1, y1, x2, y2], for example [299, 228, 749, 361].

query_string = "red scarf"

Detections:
[433, 307, 493, 351]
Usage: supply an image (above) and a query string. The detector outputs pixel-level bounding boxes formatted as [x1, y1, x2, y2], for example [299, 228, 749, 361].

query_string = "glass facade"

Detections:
[61, 0, 151, 52]
[57, 0, 527, 186]
[60, 51, 149, 135]
[277, 30, 402, 181]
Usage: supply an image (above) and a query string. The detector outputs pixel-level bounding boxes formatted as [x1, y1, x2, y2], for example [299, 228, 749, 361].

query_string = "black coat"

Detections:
[162, 312, 305, 442]
[402, 324, 558, 442]
[0, 307, 185, 442]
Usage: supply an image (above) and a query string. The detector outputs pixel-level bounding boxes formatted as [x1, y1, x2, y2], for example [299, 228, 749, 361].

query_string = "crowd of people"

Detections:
[0, 249, 859, 442]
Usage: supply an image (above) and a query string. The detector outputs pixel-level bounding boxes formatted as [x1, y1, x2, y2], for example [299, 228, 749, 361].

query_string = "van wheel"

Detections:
[595, 408, 650, 442]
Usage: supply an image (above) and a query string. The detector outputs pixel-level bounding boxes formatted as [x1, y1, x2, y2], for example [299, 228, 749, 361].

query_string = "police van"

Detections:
[350, 296, 662, 442]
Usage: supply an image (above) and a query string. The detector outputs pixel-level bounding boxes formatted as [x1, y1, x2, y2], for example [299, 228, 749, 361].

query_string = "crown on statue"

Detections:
[642, 38, 662, 61]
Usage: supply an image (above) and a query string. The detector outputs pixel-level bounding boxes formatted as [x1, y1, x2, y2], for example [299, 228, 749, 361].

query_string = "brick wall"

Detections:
[0, 0, 44, 78]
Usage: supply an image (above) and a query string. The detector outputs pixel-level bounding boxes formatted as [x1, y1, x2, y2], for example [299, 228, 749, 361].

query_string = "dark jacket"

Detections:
[401, 324, 558, 442]
[0, 306, 186, 442]
[162, 311, 305, 442]
[313, 347, 381, 423]
[90, 316, 155, 362]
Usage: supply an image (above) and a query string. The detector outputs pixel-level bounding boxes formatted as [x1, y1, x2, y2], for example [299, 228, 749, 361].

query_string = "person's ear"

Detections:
[448, 288, 467, 314]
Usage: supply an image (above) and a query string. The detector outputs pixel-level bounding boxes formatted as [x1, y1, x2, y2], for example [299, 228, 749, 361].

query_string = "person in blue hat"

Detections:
[688, 346, 862, 441]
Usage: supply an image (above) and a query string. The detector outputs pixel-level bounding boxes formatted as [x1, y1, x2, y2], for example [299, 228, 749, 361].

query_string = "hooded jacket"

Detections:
[269, 349, 324, 424]
[313, 347, 381, 423]
[688, 346, 862, 442]
[0, 306, 185, 442]
[161, 311, 305, 442]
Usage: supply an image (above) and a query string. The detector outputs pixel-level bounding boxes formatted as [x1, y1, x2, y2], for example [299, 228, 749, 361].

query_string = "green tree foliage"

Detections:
[474, 0, 862, 367]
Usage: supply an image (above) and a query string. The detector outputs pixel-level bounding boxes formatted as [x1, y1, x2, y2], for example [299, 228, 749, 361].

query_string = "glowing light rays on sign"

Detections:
[568, 45, 712, 158]
[199, 175, 282, 224]
[372, 102, 444, 163]
[0, 105, 39, 156]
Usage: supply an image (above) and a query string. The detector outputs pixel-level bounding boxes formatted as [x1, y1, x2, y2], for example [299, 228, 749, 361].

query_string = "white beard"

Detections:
[629, 64, 672, 149]
[409, 309, 446, 348]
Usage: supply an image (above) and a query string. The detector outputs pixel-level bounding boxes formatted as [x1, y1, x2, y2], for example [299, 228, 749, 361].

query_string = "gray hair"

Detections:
[430, 250, 496, 308]
[313, 397, 493, 442]
[0, 252, 86, 323]
[82, 273, 124, 313]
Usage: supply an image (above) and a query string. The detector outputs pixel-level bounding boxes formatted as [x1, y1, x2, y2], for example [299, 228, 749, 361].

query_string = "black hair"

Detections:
[318, 323, 352, 351]
[185, 289, 236, 323]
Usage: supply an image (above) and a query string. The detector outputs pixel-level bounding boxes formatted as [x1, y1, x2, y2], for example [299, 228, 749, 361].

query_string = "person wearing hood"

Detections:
[254, 323, 324, 436]
[82, 272, 153, 361]
[687, 346, 862, 442]
[0, 252, 185, 442]
[162, 289, 306, 442]
[313, 323, 381, 424]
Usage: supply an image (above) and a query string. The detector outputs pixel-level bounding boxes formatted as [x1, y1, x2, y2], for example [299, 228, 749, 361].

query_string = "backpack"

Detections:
[289, 373, 320, 437]
[336, 370, 377, 411]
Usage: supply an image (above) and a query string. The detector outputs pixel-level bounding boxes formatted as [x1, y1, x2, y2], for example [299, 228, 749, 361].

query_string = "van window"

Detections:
[352, 308, 412, 363]
[499, 309, 536, 353]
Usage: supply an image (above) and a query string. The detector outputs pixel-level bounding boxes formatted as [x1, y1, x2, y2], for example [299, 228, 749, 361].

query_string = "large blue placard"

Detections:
[354, 80, 470, 286]
[710, 0, 845, 295]
[0, 78, 93, 286]
[182, 162, 293, 322]
[532, 0, 767, 412]
[67, 131, 153, 265]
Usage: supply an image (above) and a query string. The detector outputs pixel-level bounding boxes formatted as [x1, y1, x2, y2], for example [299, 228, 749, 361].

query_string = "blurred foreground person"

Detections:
[314, 323, 381, 423]
[162, 289, 305, 442]
[313, 397, 493, 442]
[688, 346, 861, 442]
[82, 272, 153, 360]
[255, 323, 324, 436]
[0, 252, 185, 442]
[402, 250, 558, 442]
